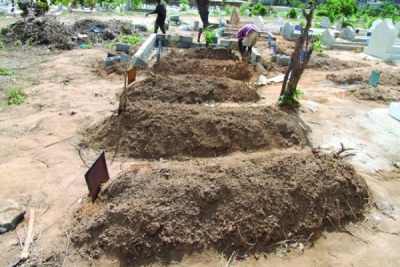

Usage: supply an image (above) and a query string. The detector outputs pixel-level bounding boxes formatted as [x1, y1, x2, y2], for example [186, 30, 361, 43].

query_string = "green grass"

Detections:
[105, 34, 142, 49]
[7, 88, 26, 105]
[0, 68, 14, 76]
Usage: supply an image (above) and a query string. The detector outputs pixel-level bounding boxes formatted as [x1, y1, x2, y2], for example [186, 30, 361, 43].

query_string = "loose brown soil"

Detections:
[70, 152, 368, 263]
[84, 103, 307, 158]
[127, 74, 259, 104]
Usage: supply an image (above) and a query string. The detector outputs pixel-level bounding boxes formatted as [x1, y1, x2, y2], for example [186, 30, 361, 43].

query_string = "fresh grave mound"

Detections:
[84, 102, 307, 158]
[152, 57, 252, 81]
[351, 84, 400, 103]
[307, 54, 370, 70]
[127, 74, 259, 104]
[171, 47, 239, 60]
[70, 152, 369, 261]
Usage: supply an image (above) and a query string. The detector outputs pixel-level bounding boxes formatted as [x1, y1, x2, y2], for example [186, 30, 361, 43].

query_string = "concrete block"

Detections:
[116, 43, 131, 53]
[251, 48, 261, 62]
[132, 56, 148, 67]
[120, 53, 131, 62]
[282, 22, 294, 41]
[190, 42, 205, 48]
[271, 54, 278, 62]
[178, 43, 190, 48]
[104, 56, 121, 67]
[180, 36, 193, 43]
[277, 55, 290, 66]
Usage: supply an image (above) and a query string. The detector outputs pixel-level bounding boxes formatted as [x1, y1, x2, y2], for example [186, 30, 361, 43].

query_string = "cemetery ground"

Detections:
[0, 12, 400, 267]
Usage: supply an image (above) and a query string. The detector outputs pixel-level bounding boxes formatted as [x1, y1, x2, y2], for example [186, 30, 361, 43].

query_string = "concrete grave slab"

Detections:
[320, 16, 331, 28]
[275, 17, 285, 26]
[254, 16, 264, 31]
[116, 43, 131, 53]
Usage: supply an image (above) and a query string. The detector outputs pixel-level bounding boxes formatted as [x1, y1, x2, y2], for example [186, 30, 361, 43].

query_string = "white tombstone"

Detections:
[125, 0, 131, 11]
[364, 19, 400, 61]
[369, 18, 382, 32]
[254, 16, 264, 31]
[340, 26, 355, 41]
[216, 5, 220, 14]
[395, 21, 400, 33]
[320, 16, 331, 28]
[58, 3, 63, 11]
[335, 18, 343, 31]
[95, 3, 101, 11]
[115, 6, 120, 13]
[282, 22, 294, 40]
[274, 17, 285, 25]
[321, 29, 335, 48]
[245, 9, 250, 17]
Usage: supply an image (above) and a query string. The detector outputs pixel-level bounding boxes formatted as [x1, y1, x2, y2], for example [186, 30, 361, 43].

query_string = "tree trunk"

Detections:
[194, 0, 210, 28]
[279, 3, 316, 105]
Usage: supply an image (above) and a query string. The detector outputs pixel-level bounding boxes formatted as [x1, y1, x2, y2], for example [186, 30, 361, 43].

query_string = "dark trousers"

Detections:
[238, 39, 252, 55]
[154, 22, 166, 34]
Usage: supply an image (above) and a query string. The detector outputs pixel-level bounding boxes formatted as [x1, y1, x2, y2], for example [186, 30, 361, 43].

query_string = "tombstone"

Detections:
[245, 9, 250, 17]
[95, 3, 101, 11]
[340, 26, 355, 41]
[364, 19, 400, 61]
[274, 17, 285, 26]
[320, 16, 331, 28]
[194, 21, 199, 31]
[58, 3, 63, 11]
[125, 0, 131, 11]
[369, 18, 382, 32]
[282, 22, 294, 40]
[321, 29, 335, 48]
[335, 18, 343, 31]
[216, 5, 220, 14]
[230, 8, 239, 25]
[219, 17, 225, 28]
[254, 16, 264, 31]
[115, 6, 120, 13]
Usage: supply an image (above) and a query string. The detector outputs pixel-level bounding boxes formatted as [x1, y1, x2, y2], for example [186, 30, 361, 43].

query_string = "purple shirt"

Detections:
[237, 24, 260, 41]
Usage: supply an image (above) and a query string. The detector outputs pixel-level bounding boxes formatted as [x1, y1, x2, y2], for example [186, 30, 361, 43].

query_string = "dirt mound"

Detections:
[127, 74, 259, 104]
[83, 103, 307, 158]
[0, 16, 73, 49]
[351, 84, 400, 103]
[307, 55, 370, 70]
[70, 152, 368, 262]
[326, 73, 363, 85]
[171, 47, 239, 60]
[153, 57, 252, 81]
[70, 19, 144, 41]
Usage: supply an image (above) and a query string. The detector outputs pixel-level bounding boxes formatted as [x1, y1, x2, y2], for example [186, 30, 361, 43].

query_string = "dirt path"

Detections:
[0, 12, 400, 267]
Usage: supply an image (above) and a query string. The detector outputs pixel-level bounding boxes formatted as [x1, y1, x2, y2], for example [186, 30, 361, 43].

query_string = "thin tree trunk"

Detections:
[279, 4, 316, 102]
[195, 0, 210, 28]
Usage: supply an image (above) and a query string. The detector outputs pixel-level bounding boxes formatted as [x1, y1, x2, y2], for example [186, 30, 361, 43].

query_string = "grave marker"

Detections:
[85, 152, 110, 202]
[368, 70, 380, 88]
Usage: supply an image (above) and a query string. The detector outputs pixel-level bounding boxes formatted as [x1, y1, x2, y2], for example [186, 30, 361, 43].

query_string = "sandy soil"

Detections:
[0, 12, 400, 267]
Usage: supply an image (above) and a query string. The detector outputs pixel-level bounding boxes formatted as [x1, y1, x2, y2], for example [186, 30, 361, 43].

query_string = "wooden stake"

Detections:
[20, 208, 35, 261]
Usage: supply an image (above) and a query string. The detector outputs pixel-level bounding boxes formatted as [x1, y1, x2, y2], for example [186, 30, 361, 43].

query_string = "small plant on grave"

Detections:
[250, 2, 268, 16]
[341, 19, 354, 29]
[204, 27, 216, 47]
[0, 68, 15, 76]
[0, 42, 6, 50]
[312, 34, 323, 53]
[7, 88, 26, 105]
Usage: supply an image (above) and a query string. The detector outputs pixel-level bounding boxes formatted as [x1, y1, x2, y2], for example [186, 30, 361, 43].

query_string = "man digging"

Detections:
[237, 24, 261, 62]
[146, 0, 167, 34]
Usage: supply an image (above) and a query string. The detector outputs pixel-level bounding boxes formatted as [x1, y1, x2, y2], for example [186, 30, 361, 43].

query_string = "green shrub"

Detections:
[7, 88, 26, 105]
[287, 8, 298, 19]
[0, 68, 15, 75]
[224, 5, 234, 15]
[341, 19, 354, 29]
[299, 19, 306, 27]
[250, 2, 268, 17]
[132, 0, 143, 9]
[105, 34, 142, 49]
[239, 2, 251, 16]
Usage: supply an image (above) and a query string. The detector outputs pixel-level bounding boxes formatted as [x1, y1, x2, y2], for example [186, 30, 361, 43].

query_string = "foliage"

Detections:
[224, 5, 234, 16]
[16, 0, 50, 19]
[105, 34, 142, 49]
[317, 0, 357, 23]
[132, 0, 143, 9]
[277, 88, 304, 106]
[239, 2, 251, 16]
[287, 8, 298, 19]
[289, 0, 306, 9]
[312, 34, 323, 52]
[204, 27, 216, 46]
[299, 19, 306, 27]
[181, 4, 188, 11]
[0, 42, 6, 50]
[0, 68, 15, 75]
[7, 88, 26, 105]
[250, 2, 268, 17]
[341, 19, 354, 29]
[80, 43, 92, 49]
